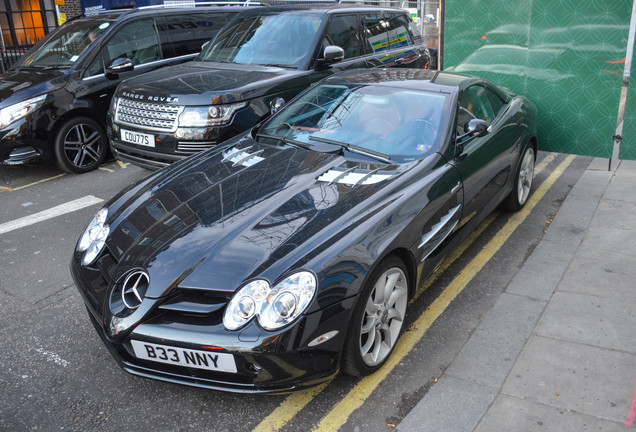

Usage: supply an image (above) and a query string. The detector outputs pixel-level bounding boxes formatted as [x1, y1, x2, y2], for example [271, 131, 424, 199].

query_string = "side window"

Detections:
[105, 19, 160, 66]
[158, 13, 231, 58]
[322, 15, 364, 59]
[384, 12, 414, 49]
[362, 13, 387, 53]
[457, 85, 496, 134]
[85, 53, 104, 77]
[486, 88, 505, 116]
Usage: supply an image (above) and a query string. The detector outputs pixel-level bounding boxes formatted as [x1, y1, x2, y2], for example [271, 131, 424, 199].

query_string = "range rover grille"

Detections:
[115, 98, 184, 133]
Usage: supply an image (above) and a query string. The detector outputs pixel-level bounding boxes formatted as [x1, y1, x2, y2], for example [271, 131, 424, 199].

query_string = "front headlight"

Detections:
[178, 102, 246, 127]
[223, 271, 317, 331]
[0, 94, 47, 129]
[78, 208, 110, 266]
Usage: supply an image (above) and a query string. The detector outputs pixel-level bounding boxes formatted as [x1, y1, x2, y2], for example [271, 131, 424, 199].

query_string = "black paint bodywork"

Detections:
[107, 6, 430, 170]
[0, 7, 240, 166]
[71, 69, 537, 393]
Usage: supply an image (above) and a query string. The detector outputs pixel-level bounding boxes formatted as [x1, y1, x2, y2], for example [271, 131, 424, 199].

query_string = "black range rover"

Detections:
[0, 5, 246, 173]
[108, 5, 429, 170]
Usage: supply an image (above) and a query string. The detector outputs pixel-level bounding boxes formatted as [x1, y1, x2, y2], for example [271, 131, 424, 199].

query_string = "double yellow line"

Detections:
[254, 152, 575, 432]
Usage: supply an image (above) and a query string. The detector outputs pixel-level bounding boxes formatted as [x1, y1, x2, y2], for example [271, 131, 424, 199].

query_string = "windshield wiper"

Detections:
[309, 135, 391, 164]
[262, 63, 296, 69]
[256, 132, 311, 150]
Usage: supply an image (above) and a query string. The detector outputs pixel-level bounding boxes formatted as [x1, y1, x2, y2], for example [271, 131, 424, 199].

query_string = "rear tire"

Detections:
[342, 255, 409, 376]
[54, 117, 108, 173]
[501, 144, 535, 212]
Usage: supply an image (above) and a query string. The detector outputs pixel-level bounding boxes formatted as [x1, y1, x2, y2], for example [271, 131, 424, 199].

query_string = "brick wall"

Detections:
[59, 0, 83, 20]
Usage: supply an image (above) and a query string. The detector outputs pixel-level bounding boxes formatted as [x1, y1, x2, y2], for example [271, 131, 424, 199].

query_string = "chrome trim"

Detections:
[418, 204, 462, 261]
[317, 168, 393, 186]
[327, 167, 356, 186]
[451, 181, 462, 195]
[115, 98, 185, 133]
[221, 146, 264, 167]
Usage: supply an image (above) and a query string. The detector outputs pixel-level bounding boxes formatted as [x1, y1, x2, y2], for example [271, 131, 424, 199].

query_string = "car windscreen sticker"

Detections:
[99, 23, 109, 29]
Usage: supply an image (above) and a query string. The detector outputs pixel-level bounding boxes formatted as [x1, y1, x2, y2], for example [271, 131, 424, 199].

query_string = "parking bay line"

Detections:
[0, 173, 67, 192]
[0, 195, 104, 235]
[253, 153, 562, 432]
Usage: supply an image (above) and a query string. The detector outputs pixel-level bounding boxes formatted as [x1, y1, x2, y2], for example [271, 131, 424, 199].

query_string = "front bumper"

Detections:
[108, 108, 260, 171]
[71, 251, 355, 393]
[0, 118, 51, 165]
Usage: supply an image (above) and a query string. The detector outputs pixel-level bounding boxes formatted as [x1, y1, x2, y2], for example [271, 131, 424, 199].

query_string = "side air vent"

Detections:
[221, 146, 265, 168]
[317, 167, 393, 186]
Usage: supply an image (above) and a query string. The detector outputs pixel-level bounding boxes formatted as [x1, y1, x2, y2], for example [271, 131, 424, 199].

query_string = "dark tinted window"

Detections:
[105, 19, 160, 65]
[384, 12, 413, 49]
[323, 15, 364, 59]
[85, 53, 103, 76]
[158, 12, 232, 58]
[486, 88, 505, 115]
[458, 85, 496, 125]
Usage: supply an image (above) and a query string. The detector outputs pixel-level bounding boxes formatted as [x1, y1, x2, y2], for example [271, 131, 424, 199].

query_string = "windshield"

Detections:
[260, 83, 451, 163]
[20, 18, 114, 68]
[199, 11, 323, 68]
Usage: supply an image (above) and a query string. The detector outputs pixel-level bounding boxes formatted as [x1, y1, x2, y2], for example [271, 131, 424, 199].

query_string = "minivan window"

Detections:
[20, 18, 114, 68]
[158, 13, 230, 58]
[106, 19, 160, 66]
[200, 11, 323, 68]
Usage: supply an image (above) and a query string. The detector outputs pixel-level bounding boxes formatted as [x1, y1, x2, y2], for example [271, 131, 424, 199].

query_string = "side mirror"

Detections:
[270, 97, 285, 115]
[316, 45, 344, 68]
[106, 57, 134, 78]
[463, 119, 490, 137]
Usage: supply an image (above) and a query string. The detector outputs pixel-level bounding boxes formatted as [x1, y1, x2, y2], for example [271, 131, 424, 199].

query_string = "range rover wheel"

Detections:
[54, 117, 108, 173]
[342, 256, 409, 376]
[501, 144, 535, 212]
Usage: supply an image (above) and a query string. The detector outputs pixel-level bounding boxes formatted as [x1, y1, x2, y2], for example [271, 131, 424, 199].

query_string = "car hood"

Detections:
[116, 61, 310, 105]
[105, 135, 424, 299]
[0, 68, 68, 107]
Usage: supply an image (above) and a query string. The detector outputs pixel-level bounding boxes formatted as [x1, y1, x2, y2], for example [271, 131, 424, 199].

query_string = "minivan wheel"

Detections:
[54, 117, 107, 173]
[342, 256, 409, 376]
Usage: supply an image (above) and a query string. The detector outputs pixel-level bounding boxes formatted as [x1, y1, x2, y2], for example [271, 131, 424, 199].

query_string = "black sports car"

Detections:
[71, 69, 537, 393]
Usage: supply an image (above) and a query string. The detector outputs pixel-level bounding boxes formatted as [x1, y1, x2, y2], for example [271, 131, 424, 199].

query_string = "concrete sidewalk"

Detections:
[398, 158, 636, 431]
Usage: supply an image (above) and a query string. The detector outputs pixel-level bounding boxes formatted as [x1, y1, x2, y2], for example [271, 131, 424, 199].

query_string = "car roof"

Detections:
[81, 4, 255, 22]
[230, 4, 407, 16]
[324, 69, 483, 93]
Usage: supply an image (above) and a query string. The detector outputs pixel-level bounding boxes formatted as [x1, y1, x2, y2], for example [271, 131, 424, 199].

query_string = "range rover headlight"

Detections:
[178, 102, 246, 127]
[0, 94, 46, 129]
[78, 208, 110, 266]
[223, 271, 316, 331]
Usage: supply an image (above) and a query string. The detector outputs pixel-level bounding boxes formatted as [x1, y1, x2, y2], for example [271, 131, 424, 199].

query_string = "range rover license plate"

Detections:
[131, 340, 237, 373]
[121, 129, 154, 148]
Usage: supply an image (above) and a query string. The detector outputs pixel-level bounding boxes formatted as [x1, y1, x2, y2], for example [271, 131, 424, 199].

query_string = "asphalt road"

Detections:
[0, 152, 592, 432]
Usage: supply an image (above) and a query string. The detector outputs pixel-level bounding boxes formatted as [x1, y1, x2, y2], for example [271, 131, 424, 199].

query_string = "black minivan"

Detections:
[108, 5, 429, 170]
[0, 5, 246, 173]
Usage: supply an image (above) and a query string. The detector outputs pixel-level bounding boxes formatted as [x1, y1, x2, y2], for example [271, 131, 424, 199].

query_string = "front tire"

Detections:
[54, 117, 108, 173]
[501, 144, 535, 212]
[342, 256, 409, 376]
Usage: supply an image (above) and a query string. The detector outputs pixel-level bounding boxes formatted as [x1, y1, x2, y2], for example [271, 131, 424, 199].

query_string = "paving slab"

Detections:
[476, 394, 632, 431]
[501, 336, 636, 423]
[505, 239, 575, 301]
[581, 224, 636, 257]
[592, 199, 636, 231]
[396, 375, 496, 432]
[558, 245, 636, 301]
[535, 291, 636, 353]
[445, 293, 545, 388]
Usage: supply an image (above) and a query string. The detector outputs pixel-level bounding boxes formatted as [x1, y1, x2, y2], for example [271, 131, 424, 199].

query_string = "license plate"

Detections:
[121, 128, 154, 148]
[131, 340, 237, 373]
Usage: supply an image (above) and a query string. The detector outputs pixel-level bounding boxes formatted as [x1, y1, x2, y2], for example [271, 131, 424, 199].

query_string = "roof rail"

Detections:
[136, 1, 266, 10]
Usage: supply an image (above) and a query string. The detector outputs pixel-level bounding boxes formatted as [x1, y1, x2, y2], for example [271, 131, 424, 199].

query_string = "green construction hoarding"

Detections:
[443, 0, 632, 159]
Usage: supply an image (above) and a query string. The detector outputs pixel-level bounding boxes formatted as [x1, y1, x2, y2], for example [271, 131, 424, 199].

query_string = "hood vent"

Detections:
[222, 146, 265, 168]
[317, 167, 393, 186]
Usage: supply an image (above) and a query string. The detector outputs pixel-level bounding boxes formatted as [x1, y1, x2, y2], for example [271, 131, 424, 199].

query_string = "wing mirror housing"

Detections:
[316, 45, 344, 69]
[106, 57, 134, 78]
[455, 119, 491, 154]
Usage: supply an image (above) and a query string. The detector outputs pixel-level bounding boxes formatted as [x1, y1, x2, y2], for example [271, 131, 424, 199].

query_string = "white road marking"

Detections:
[35, 347, 69, 367]
[0, 195, 104, 235]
